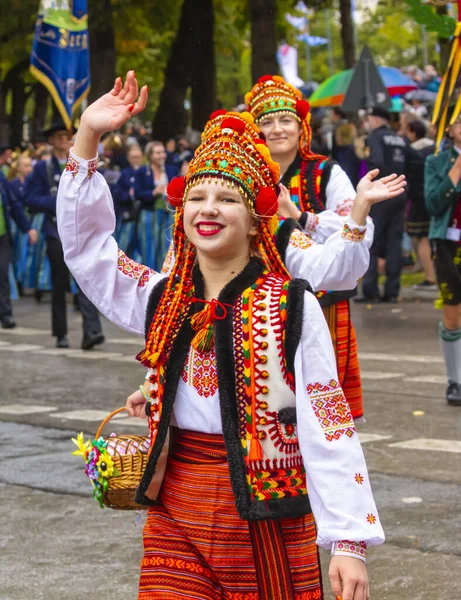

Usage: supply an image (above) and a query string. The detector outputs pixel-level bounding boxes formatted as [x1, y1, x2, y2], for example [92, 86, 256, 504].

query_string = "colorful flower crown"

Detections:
[166, 110, 280, 218]
[245, 75, 315, 159]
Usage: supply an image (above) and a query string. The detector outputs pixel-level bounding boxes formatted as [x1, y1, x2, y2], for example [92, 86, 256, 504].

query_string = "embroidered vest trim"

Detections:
[136, 258, 313, 520]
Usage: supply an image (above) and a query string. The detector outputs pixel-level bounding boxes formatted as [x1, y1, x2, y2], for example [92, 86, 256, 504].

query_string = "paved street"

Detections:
[1, 294, 461, 600]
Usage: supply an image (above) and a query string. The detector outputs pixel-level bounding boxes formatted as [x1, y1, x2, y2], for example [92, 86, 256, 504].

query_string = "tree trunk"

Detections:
[31, 83, 49, 142]
[249, 0, 278, 83]
[88, 0, 116, 103]
[190, 0, 216, 131]
[152, 0, 196, 140]
[0, 68, 9, 146]
[437, 6, 451, 72]
[3, 60, 29, 146]
[339, 0, 356, 69]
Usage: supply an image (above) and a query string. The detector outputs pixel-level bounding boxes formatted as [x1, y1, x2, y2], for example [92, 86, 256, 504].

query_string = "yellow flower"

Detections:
[71, 432, 91, 458]
[96, 452, 115, 479]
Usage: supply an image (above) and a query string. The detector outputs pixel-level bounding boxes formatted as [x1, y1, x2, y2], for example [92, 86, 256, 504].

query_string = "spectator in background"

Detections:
[310, 117, 329, 156]
[8, 154, 33, 205]
[0, 170, 37, 329]
[405, 119, 436, 290]
[425, 115, 461, 405]
[423, 65, 441, 93]
[0, 146, 14, 176]
[335, 122, 361, 187]
[355, 106, 408, 303]
[176, 135, 193, 164]
[330, 106, 347, 161]
[113, 144, 144, 256]
[134, 141, 176, 271]
[165, 138, 180, 175]
[25, 121, 104, 349]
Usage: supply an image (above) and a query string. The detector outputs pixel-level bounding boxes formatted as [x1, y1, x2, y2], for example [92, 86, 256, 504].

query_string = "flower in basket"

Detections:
[72, 433, 120, 509]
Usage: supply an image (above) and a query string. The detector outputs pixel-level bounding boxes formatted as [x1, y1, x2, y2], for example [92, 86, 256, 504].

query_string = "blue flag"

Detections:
[30, 0, 91, 130]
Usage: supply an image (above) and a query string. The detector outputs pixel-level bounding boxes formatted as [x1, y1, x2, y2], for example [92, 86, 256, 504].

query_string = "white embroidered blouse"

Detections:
[57, 150, 384, 561]
[300, 164, 375, 249]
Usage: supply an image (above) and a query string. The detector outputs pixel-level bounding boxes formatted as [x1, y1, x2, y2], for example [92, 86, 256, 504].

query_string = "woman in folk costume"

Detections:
[246, 75, 374, 421]
[57, 72, 405, 600]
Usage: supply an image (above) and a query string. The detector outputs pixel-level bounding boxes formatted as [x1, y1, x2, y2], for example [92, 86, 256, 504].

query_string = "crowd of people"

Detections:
[0, 64, 460, 410]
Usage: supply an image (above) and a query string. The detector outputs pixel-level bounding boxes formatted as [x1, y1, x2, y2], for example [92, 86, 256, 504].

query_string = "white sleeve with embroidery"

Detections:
[56, 149, 165, 335]
[303, 165, 374, 249]
[295, 291, 384, 560]
[284, 223, 369, 292]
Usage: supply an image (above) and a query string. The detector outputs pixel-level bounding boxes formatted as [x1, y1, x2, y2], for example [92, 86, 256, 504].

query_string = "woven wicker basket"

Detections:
[96, 407, 150, 510]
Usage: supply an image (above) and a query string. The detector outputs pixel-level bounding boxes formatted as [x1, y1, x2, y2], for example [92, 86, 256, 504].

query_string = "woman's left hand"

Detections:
[277, 183, 301, 220]
[329, 555, 370, 600]
[356, 169, 406, 206]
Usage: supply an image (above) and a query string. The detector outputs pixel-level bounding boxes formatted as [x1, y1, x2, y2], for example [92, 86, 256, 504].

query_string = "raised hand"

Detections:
[356, 169, 407, 206]
[80, 71, 148, 136]
[277, 183, 301, 220]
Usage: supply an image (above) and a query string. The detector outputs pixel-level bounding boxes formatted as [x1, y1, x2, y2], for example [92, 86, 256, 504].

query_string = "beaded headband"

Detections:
[167, 111, 280, 218]
[245, 75, 314, 159]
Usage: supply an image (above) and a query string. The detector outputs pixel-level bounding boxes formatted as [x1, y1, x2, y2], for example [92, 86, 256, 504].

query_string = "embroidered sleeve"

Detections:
[57, 148, 165, 335]
[341, 222, 366, 242]
[304, 212, 320, 233]
[332, 540, 367, 562]
[334, 198, 354, 217]
[117, 250, 155, 288]
[288, 228, 316, 250]
[295, 292, 385, 550]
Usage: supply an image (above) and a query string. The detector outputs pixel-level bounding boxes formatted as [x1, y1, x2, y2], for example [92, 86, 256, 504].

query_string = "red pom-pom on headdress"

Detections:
[258, 75, 274, 83]
[209, 109, 227, 120]
[255, 187, 278, 218]
[167, 176, 186, 207]
[221, 117, 246, 135]
[296, 99, 310, 120]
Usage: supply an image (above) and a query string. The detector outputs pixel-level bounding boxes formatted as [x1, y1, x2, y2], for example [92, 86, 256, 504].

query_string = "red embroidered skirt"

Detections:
[323, 300, 363, 420]
[139, 430, 323, 600]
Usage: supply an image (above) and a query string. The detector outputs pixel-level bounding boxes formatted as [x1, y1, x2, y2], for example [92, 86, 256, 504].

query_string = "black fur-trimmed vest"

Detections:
[281, 153, 357, 307]
[135, 257, 313, 521]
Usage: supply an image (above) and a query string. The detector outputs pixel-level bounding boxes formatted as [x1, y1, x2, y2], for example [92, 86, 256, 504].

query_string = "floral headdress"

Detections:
[136, 113, 289, 437]
[245, 74, 322, 160]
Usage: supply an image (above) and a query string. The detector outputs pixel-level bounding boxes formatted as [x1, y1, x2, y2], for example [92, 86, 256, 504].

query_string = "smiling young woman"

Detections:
[57, 72, 385, 600]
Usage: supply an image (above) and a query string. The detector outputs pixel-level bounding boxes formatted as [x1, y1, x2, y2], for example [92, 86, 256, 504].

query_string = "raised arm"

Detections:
[280, 170, 406, 290]
[57, 72, 164, 335]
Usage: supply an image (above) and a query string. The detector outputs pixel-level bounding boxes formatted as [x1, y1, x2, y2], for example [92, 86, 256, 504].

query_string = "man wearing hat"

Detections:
[0, 170, 37, 328]
[425, 116, 461, 406]
[25, 121, 104, 349]
[355, 106, 408, 303]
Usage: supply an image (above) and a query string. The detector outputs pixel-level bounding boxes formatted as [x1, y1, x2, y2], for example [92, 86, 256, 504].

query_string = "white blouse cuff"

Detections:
[305, 212, 320, 233]
[341, 217, 367, 242]
[331, 540, 367, 563]
[66, 148, 99, 184]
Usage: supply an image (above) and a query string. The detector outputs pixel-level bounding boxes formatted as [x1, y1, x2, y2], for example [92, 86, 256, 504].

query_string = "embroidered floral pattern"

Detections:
[88, 159, 98, 179]
[182, 347, 218, 398]
[341, 223, 366, 242]
[306, 379, 356, 442]
[161, 242, 175, 274]
[289, 228, 316, 250]
[65, 156, 80, 178]
[335, 540, 367, 558]
[306, 212, 320, 232]
[355, 473, 364, 485]
[117, 250, 154, 287]
[335, 198, 354, 217]
[367, 513, 377, 525]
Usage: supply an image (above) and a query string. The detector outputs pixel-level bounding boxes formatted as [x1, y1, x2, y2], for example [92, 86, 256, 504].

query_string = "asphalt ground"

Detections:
[0, 293, 460, 600]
